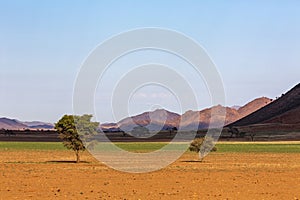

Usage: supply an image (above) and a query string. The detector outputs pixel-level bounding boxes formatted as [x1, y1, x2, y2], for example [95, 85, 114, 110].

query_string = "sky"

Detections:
[0, 1, 299, 123]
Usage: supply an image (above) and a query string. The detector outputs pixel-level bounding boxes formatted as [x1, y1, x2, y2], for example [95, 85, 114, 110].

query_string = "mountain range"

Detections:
[100, 97, 272, 132]
[1, 83, 299, 132]
[228, 83, 300, 127]
[0, 118, 54, 130]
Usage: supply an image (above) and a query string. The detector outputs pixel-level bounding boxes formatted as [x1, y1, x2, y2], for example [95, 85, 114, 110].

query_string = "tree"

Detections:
[55, 114, 99, 163]
[228, 126, 246, 138]
[249, 132, 256, 141]
[130, 125, 150, 138]
[189, 137, 217, 161]
[228, 126, 239, 138]
[167, 126, 177, 135]
[4, 129, 14, 137]
[247, 126, 256, 141]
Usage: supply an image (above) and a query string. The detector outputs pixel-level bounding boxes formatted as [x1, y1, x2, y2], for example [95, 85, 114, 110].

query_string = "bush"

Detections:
[189, 137, 217, 161]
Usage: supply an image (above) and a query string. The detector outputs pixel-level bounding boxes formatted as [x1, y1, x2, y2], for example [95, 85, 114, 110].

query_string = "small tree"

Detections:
[55, 114, 99, 163]
[189, 137, 217, 161]
[228, 126, 246, 138]
[167, 126, 177, 135]
[130, 125, 150, 138]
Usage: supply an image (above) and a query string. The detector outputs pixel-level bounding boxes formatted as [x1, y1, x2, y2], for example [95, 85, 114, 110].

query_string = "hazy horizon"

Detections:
[0, 93, 292, 124]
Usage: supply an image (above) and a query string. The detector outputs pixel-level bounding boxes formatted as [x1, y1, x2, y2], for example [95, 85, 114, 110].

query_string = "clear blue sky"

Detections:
[1, 1, 299, 123]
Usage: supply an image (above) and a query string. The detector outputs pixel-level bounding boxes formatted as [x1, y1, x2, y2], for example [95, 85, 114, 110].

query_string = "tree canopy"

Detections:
[189, 137, 217, 161]
[130, 125, 150, 138]
[55, 114, 99, 163]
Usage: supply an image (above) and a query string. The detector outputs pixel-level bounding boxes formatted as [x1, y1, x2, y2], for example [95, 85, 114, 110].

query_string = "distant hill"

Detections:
[237, 97, 272, 119]
[101, 109, 181, 132]
[0, 118, 54, 130]
[100, 123, 121, 132]
[100, 97, 271, 132]
[180, 106, 236, 130]
[180, 97, 272, 130]
[0, 118, 28, 130]
[231, 105, 241, 110]
[22, 121, 54, 129]
[228, 83, 300, 127]
[1, 94, 277, 132]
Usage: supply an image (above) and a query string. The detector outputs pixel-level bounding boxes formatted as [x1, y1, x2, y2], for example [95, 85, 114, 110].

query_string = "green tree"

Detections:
[55, 114, 99, 163]
[130, 125, 150, 138]
[189, 137, 217, 161]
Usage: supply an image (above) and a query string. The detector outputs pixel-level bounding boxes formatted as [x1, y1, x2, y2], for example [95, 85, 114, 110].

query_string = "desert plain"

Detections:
[0, 142, 299, 200]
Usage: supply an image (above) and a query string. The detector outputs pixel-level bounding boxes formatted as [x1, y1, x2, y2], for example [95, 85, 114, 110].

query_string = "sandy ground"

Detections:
[0, 150, 299, 200]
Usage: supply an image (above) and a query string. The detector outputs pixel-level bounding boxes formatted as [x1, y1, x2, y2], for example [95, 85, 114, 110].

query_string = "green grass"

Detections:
[0, 142, 300, 153]
[91, 142, 187, 153]
[115, 142, 168, 151]
[0, 142, 66, 151]
[114, 143, 300, 153]
[216, 143, 300, 153]
[104, 142, 300, 153]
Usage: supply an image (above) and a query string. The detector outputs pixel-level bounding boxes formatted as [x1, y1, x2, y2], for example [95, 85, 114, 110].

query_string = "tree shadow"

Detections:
[181, 160, 203, 163]
[46, 160, 90, 164]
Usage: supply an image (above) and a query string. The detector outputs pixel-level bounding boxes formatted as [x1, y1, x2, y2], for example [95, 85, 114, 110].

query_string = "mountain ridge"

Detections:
[227, 83, 300, 127]
[100, 96, 272, 132]
[4, 82, 298, 132]
[0, 118, 54, 130]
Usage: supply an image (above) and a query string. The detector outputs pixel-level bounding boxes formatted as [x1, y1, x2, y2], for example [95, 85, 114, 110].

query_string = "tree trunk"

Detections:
[199, 152, 204, 162]
[75, 151, 80, 163]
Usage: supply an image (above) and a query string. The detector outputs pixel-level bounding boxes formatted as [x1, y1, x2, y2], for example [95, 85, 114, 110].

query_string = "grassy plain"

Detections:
[1, 141, 300, 153]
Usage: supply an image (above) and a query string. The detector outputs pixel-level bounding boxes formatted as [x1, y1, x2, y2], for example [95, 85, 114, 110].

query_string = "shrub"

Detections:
[189, 137, 217, 161]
